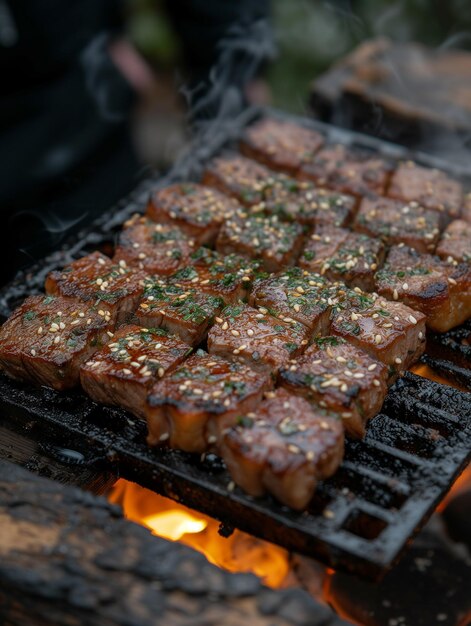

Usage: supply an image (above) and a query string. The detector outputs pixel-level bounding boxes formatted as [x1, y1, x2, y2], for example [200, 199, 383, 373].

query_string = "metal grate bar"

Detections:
[0, 111, 470, 580]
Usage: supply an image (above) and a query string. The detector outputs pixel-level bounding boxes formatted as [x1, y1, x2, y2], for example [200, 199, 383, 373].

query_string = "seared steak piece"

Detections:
[207, 303, 309, 376]
[375, 245, 471, 332]
[204, 154, 356, 227]
[463, 193, 471, 222]
[249, 267, 336, 333]
[240, 117, 324, 175]
[298, 143, 393, 197]
[330, 289, 426, 377]
[262, 181, 357, 228]
[135, 278, 223, 346]
[299, 225, 385, 291]
[220, 388, 344, 510]
[216, 211, 305, 272]
[145, 351, 270, 451]
[45, 252, 146, 325]
[146, 183, 241, 246]
[436, 220, 471, 263]
[114, 215, 195, 276]
[202, 154, 272, 206]
[388, 161, 463, 219]
[170, 248, 263, 305]
[354, 196, 441, 253]
[279, 336, 388, 439]
[80, 325, 191, 419]
[0, 295, 113, 390]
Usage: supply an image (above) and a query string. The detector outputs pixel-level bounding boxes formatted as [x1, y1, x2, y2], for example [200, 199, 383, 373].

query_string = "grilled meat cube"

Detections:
[135, 279, 223, 346]
[299, 225, 385, 291]
[375, 245, 471, 332]
[202, 154, 272, 206]
[463, 193, 471, 222]
[388, 161, 463, 219]
[436, 220, 471, 263]
[45, 252, 146, 324]
[171, 248, 262, 304]
[299, 144, 393, 197]
[114, 215, 195, 276]
[216, 212, 304, 272]
[146, 183, 240, 246]
[249, 267, 335, 333]
[80, 325, 191, 419]
[0, 295, 112, 390]
[220, 388, 344, 510]
[330, 290, 426, 376]
[145, 351, 270, 451]
[207, 303, 309, 376]
[203, 154, 356, 227]
[279, 336, 388, 438]
[239, 117, 324, 175]
[263, 181, 357, 228]
[354, 196, 441, 253]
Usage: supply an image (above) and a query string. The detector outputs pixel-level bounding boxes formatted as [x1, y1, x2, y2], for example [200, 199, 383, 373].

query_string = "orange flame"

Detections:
[109, 479, 290, 587]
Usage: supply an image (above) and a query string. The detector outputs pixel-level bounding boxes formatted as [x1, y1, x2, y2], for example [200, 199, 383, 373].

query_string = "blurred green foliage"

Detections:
[126, 0, 471, 113]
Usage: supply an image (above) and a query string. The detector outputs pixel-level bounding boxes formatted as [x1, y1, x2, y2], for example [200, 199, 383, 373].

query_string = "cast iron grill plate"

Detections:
[0, 109, 470, 580]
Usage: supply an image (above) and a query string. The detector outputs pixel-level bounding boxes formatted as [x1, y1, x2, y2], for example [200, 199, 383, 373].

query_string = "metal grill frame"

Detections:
[0, 108, 470, 580]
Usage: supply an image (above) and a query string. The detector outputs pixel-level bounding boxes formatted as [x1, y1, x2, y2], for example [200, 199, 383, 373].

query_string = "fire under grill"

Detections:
[0, 109, 470, 580]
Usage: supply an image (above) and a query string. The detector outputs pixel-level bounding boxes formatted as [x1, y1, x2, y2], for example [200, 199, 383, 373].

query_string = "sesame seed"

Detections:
[395, 357, 402, 364]
[409, 315, 417, 324]
[158, 367, 165, 377]
[123, 369, 132, 375]
[207, 435, 217, 444]
[373, 379, 381, 387]
[306, 451, 315, 460]
[30, 349, 36, 356]
[393, 289, 398, 300]
[37, 327, 43, 334]
[367, 363, 377, 371]
[374, 334, 382, 344]
[222, 322, 229, 330]
[159, 432, 169, 441]
[448, 277, 457, 285]
[227, 481, 235, 492]
[231, 329, 240, 337]
[215, 317, 223, 324]
[402, 283, 409, 290]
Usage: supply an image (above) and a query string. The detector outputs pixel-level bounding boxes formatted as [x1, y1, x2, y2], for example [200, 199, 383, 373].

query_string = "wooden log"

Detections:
[0, 461, 350, 626]
[310, 38, 471, 163]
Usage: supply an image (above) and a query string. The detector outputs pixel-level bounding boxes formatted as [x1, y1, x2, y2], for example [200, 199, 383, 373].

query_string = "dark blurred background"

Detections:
[126, 0, 471, 164]
[1, 0, 471, 282]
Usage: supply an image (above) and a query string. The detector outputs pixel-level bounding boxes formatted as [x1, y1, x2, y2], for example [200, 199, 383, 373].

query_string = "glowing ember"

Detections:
[109, 479, 290, 588]
[144, 510, 207, 541]
[411, 363, 467, 389]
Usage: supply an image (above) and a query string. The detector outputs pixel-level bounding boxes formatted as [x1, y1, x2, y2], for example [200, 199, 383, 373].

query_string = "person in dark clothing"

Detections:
[0, 0, 271, 284]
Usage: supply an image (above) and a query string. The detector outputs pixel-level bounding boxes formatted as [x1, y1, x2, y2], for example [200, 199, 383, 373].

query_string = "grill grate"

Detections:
[1, 371, 469, 580]
[0, 109, 470, 580]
